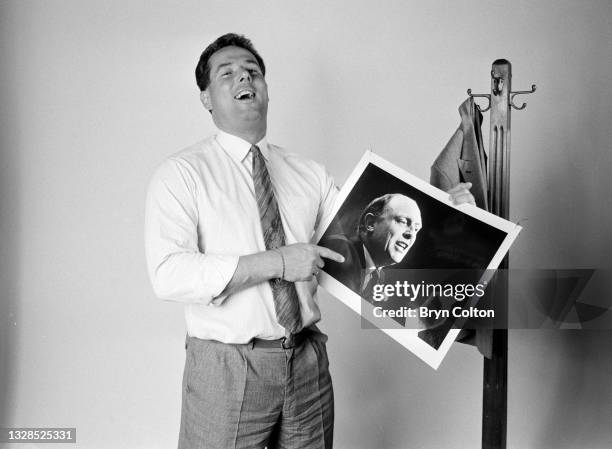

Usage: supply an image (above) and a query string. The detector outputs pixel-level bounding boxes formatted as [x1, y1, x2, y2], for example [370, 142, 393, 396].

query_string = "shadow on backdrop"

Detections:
[0, 0, 21, 426]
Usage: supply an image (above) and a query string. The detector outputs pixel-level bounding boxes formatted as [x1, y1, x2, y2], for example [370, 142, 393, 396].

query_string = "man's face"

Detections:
[201, 46, 269, 140]
[365, 195, 422, 266]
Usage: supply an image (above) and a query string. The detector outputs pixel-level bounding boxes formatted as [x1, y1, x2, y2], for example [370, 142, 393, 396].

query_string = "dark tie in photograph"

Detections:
[362, 267, 385, 302]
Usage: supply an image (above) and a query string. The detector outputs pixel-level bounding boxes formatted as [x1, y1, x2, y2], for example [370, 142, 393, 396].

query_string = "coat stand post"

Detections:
[467, 59, 536, 449]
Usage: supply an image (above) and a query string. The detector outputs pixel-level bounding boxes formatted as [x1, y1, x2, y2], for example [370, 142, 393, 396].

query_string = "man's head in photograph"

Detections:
[358, 193, 422, 267]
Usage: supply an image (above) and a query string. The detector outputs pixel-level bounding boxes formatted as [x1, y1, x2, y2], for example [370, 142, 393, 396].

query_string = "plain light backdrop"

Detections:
[1, 1, 611, 448]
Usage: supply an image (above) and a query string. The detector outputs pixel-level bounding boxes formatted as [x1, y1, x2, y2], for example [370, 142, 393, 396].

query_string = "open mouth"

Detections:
[234, 89, 255, 100]
[396, 241, 409, 250]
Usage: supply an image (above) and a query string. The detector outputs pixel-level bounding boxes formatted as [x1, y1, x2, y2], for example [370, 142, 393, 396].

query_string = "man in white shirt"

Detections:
[145, 33, 475, 449]
[145, 33, 345, 449]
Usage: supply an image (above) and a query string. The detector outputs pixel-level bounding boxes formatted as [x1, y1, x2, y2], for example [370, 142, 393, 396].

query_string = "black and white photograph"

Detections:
[317, 151, 521, 368]
[1, 1, 611, 449]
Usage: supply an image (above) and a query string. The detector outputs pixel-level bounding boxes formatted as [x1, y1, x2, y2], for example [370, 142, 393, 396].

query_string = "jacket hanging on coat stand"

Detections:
[429, 96, 492, 358]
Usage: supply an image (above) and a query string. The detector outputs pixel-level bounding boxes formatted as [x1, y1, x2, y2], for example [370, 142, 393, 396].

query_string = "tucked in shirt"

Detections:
[145, 130, 337, 343]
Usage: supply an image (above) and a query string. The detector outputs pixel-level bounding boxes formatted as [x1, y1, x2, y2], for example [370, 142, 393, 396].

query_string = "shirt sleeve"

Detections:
[312, 163, 339, 243]
[144, 158, 238, 304]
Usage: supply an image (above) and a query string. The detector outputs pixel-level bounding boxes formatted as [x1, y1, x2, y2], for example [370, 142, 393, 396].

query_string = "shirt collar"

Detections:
[361, 244, 383, 293]
[215, 129, 268, 163]
[362, 244, 377, 272]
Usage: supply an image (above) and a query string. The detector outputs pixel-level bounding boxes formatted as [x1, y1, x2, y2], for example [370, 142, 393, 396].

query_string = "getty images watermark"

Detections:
[371, 279, 490, 320]
[360, 269, 612, 330]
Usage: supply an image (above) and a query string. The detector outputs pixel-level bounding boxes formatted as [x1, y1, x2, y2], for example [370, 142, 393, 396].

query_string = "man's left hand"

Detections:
[448, 182, 475, 206]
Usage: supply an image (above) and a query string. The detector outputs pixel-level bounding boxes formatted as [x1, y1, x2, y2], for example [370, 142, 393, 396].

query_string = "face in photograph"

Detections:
[365, 194, 422, 266]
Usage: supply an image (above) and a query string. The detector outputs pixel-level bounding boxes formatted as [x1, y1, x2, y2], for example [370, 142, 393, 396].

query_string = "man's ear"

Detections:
[364, 213, 377, 232]
[200, 90, 212, 111]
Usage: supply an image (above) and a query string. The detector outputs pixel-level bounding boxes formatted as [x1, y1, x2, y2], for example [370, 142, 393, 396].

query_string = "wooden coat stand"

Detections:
[467, 59, 536, 449]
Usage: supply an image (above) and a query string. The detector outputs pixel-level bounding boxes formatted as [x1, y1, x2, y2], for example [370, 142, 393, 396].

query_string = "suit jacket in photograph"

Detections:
[320, 234, 366, 294]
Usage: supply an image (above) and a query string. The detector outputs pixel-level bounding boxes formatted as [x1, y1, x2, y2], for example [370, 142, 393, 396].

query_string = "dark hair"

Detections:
[195, 33, 266, 91]
[357, 194, 397, 235]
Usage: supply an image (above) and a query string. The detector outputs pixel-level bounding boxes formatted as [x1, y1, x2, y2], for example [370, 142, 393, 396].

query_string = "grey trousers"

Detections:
[178, 332, 334, 449]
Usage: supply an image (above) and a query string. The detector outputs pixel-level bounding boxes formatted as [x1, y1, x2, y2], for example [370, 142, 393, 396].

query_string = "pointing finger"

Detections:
[316, 246, 345, 263]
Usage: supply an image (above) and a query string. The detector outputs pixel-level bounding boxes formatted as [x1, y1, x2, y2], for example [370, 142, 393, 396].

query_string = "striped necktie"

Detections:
[251, 145, 302, 335]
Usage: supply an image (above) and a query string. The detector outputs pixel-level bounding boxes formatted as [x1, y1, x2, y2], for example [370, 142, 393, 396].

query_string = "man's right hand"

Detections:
[279, 243, 345, 282]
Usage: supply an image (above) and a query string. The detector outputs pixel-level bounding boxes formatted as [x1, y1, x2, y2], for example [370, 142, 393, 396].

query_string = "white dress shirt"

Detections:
[145, 130, 337, 343]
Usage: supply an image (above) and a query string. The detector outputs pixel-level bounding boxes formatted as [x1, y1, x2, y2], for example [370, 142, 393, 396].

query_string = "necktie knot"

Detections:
[251, 144, 263, 173]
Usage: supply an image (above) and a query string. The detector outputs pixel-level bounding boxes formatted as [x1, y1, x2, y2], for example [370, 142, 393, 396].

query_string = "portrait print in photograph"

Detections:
[317, 151, 521, 368]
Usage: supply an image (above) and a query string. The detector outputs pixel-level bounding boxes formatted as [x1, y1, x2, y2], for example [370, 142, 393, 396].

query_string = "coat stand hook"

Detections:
[510, 84, 537, 110]
[467, 88, 491, 113]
